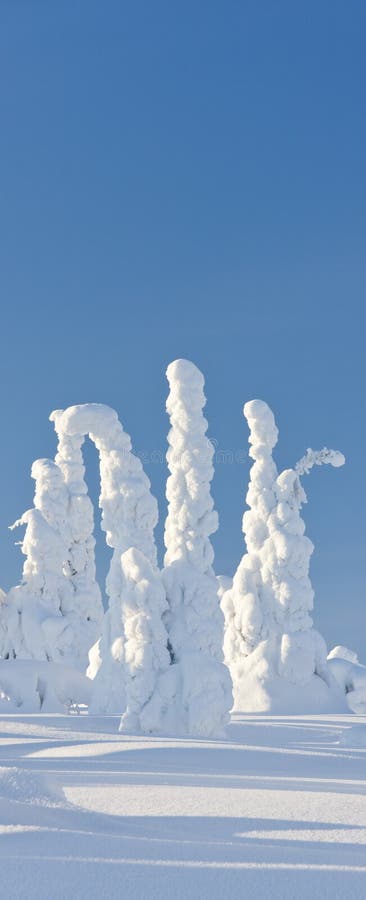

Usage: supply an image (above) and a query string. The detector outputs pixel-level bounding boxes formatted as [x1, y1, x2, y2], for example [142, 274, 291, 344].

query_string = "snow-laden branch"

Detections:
[295, 447, 345, 477]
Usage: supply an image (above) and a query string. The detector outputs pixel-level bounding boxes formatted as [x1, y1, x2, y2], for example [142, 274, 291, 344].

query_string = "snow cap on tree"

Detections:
[164, 358, 219, 571]
[242, 399, 278, 552]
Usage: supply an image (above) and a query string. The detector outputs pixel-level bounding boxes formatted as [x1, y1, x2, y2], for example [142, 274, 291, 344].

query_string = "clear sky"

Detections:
[0, 1, 365, 653]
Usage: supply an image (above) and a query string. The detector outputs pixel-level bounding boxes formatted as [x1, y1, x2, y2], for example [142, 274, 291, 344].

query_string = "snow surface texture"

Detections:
[0, 713, 366, 900]
[222, 400, 346, 713]
[162, 359, 232, 737]
[0, 460, 78, 664]
[50, 404, 159, 715]
[0, 766, 65, 806]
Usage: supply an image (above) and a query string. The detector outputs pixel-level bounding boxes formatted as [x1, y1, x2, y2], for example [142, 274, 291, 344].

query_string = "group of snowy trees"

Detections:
[0, 359, 348, 731]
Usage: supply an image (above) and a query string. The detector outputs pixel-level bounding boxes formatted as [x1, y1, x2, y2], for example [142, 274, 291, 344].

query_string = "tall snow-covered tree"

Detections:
[51, 404, 160, 715]
[222, 400, 279, 673]
[162, 359, 232, 737]
[222, 400, 346, 713]
[0, 459, 74, 662]
[270, 449, 345, 690]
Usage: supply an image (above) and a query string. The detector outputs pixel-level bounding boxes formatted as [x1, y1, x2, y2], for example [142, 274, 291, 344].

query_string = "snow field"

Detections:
[1, 713, 366, 899]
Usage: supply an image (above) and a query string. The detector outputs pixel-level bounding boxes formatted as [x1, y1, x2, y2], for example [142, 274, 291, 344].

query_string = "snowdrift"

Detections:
[0, 659, 92, 713]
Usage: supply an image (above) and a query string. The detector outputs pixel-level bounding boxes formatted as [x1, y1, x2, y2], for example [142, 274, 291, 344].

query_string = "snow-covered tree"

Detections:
[119, 548, 171, 734]
[222, 400, 279, 675]
[271, 449, 345, 689]
[0, 459, 74, 662]
[162, 359, 232, 737]
[222, 400, 346, 713]
[51, 404, 160, 715]
[50, 409, 104, 669]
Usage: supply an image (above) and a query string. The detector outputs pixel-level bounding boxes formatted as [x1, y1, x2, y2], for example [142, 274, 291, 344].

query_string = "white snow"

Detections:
[328, 645, 359, 663]
[0, 369, 363, 898]
[0, 659, 91, 712]
[338, 723, 366, 747]
[0, 712, 366, 899]
[295, 447, 346, 475]
[216, 574, 232, 600]
[0, 766, 65, 806]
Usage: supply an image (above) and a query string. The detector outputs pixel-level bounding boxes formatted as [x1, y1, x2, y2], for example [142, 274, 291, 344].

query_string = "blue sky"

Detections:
[0, 1, 365, 653]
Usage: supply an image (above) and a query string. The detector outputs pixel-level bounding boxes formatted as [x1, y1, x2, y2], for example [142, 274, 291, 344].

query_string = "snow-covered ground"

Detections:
[1, 714, 366, 899]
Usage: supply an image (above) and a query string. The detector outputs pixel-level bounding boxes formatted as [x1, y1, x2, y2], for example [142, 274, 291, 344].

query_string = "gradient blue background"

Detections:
[1, 1, 365, 653]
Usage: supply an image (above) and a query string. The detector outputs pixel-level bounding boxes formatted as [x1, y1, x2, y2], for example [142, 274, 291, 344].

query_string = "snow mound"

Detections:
[0, 767, 64, 806]
[230, 638, 347, 713]
[327, 654, 366, 713]
[0, 659, 92, 713]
